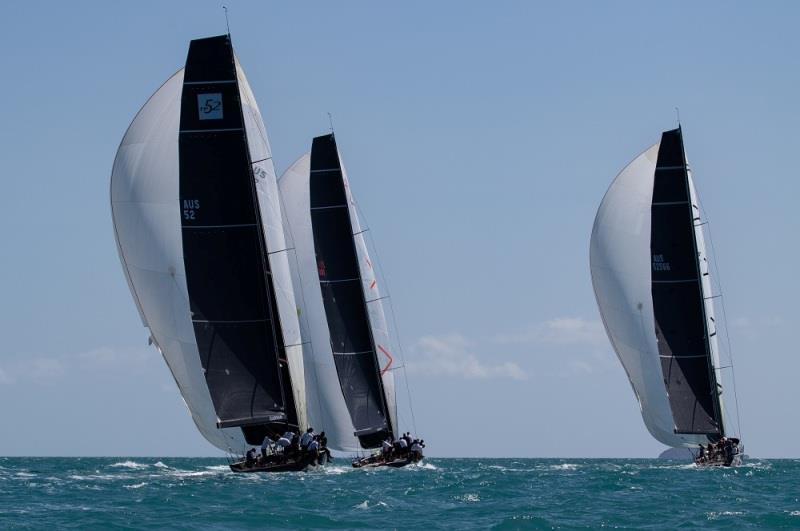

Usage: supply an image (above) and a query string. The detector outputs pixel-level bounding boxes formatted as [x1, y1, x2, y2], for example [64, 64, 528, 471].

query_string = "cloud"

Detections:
[493, 317, 607, 348]
[407, 333, 527, 381]
[0, 367, 12, 385]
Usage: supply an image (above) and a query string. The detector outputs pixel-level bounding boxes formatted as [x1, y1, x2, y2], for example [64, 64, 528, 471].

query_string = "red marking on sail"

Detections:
[378, 345, 393, 375]
[366, 257, 372, 269]
[369, 279, 377, 290]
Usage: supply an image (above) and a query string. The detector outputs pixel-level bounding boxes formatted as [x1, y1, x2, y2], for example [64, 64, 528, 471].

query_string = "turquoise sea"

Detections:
[1, 457, 798, 529]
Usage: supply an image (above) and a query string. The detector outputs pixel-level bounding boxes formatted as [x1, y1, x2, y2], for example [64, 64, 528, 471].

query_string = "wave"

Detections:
[707, 511, 744, 520]
[110, 461, 149, 469]
[549, 463, 579, 471]
[124, 482, 148, 489]
[353, 500, 388, 510]
[153, 461, 169, 469]
[68, 474, 121, 481]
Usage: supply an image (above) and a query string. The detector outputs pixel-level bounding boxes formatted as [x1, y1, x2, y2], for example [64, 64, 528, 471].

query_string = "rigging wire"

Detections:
[352, 200, 418, 436]
[696, 195, 744, 441]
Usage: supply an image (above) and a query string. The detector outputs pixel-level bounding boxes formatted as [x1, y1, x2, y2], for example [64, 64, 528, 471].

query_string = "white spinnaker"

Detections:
[235, 59, 307, 432]
[110, 69, 245, 453]
[278, 154, 360, 452]
[340, 158, 398, 438]
[590, 143, 709, 447]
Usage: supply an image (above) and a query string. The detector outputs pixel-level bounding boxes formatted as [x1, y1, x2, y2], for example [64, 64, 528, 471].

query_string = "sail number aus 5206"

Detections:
[652, 254, 671, 271]
[183, 199, 200, 220]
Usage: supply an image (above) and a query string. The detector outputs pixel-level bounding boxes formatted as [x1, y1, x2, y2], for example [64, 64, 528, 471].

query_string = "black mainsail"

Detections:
[178, 35, 297, 440]
[650, 127, 723, 437]
[309, 134, 394, 448]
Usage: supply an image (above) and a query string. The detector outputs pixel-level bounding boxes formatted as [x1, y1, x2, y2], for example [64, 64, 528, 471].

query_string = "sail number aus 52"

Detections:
[183, 199, 200, 220]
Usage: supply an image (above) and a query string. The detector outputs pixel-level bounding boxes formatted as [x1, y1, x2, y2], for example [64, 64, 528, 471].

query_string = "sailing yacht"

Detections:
[279, 134, 424, 468]
[111, 35, 323, 471]
[590, 127, 742, 466]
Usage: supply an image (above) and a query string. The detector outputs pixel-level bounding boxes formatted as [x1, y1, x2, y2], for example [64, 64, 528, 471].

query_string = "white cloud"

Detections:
[494, 317, 607, 348]
[407, 333, 527, 381]
[0, 367, 12, 384]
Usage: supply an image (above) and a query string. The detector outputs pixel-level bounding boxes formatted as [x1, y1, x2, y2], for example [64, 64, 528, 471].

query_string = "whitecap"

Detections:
[550, 463, 578, 471]
[790, 511, 800, 517]
[153, 461, 169, 469]
[124, 482, 147, 489]
[322, 466, 351, 475]
[411, 462, 438, 470]
[708, 511, 744, 520]
[68, 474, 120, 481]
[354, 500, 369, 510]
[110, 460, 148, 469]
[459, 493, 480, 502]
[14, 472, 36, 478]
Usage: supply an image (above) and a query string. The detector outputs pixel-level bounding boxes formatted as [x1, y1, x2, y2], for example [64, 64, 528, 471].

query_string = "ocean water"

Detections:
[1, 457, 798, 529]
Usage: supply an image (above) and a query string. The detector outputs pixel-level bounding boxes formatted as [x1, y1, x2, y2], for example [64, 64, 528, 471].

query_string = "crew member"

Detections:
[261, 435, 274, 459]
[300, 427, 314, 450]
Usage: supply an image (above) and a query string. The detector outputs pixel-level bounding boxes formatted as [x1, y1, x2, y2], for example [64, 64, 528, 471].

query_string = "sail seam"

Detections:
[183, 223, 257, 229]
[184, 79, 236, 85]
[192, 318, 269, 324]
[180, 128, 243, 133]
[310, 204, 348, 211]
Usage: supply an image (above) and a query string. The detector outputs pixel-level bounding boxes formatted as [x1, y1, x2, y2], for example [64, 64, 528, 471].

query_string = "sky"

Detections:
[0, 1, 798, 458]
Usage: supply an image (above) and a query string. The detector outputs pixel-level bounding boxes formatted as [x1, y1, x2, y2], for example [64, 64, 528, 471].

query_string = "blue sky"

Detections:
[1, 1, 797, 457]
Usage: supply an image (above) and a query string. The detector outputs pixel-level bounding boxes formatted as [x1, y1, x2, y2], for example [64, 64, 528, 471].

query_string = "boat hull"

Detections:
[351, 453, 423, 469]
[230, 452, 329, 473]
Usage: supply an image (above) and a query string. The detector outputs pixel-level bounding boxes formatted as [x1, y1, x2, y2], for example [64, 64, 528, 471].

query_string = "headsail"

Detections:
[111, 35, 305, 451]
[279, 134, 396, 450]
[590, 128, 725, 447]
